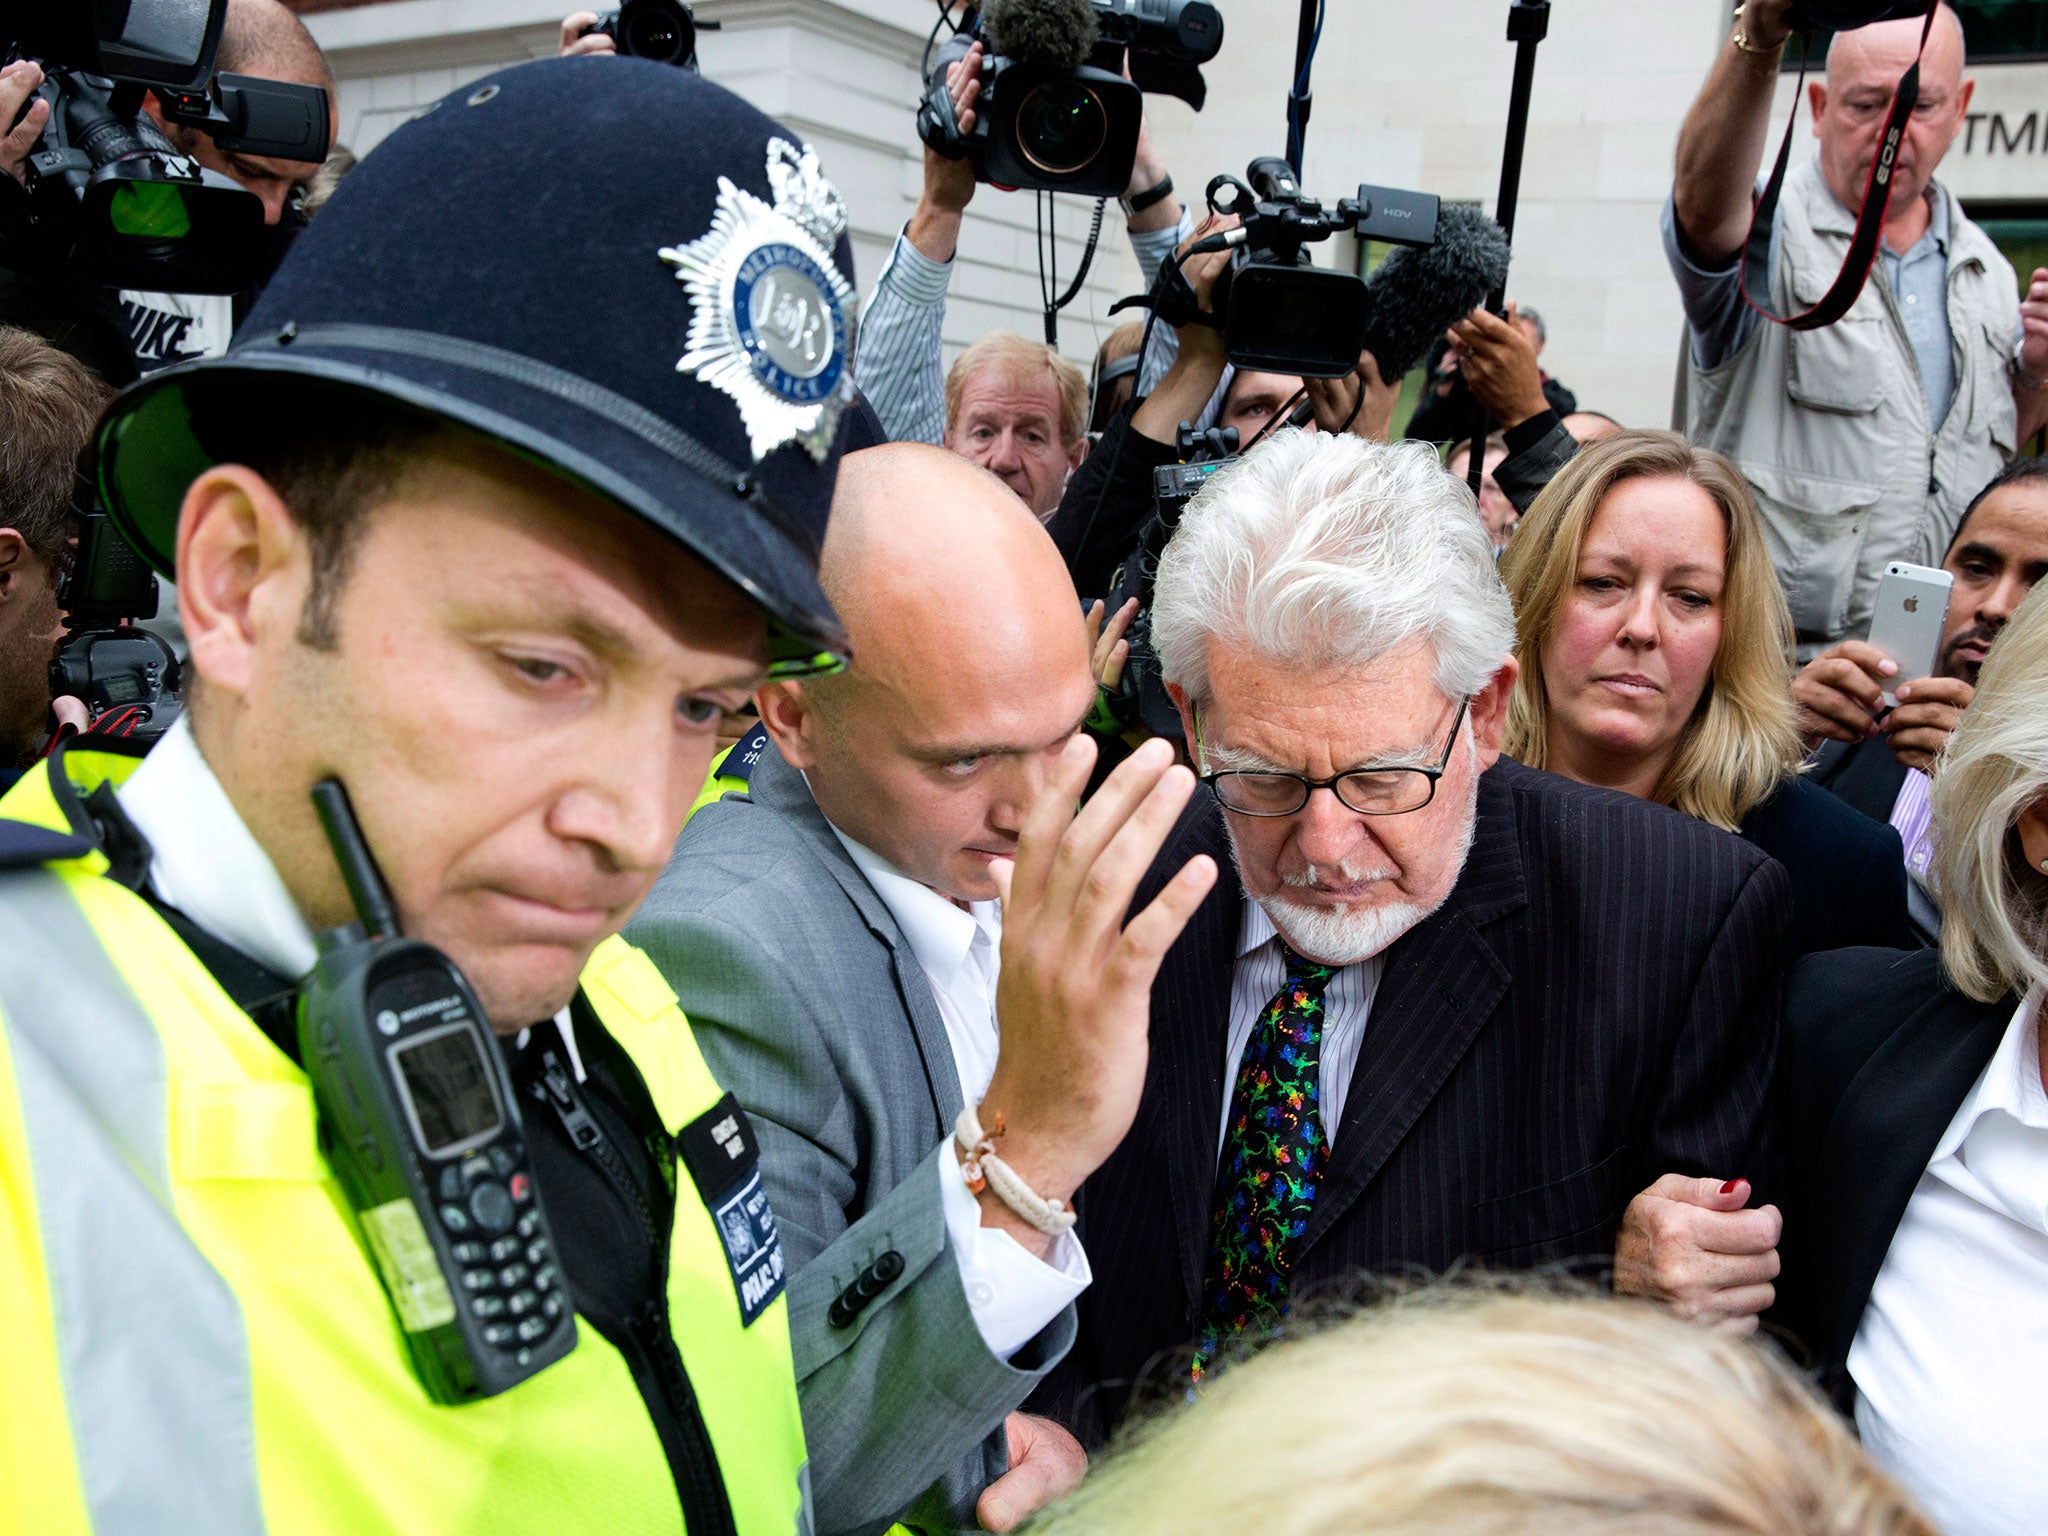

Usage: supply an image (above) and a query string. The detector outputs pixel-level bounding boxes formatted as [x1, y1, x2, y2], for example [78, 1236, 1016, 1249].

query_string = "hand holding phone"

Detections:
[1863, 562, 1953, 709]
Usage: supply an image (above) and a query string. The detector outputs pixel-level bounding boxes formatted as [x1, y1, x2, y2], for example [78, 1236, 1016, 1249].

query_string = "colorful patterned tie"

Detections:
[1195, 941, 1336, 1377]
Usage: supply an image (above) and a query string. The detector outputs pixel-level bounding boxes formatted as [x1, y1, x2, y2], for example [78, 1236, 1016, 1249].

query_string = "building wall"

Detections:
[298, 1, 2048, 429]
[299, 0, 1137, 381]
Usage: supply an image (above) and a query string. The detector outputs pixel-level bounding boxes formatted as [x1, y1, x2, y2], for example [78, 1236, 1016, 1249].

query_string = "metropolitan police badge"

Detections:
[661, 137, 857, 464]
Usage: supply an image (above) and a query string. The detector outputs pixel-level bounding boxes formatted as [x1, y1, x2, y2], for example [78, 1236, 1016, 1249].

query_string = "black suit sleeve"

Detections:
[1630, 856, 1792, 1200]
[1046, 400, 1180, 601]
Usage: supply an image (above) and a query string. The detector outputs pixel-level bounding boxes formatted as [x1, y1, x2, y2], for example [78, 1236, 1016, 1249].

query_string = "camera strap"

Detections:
[1738, 0, 1938, 330]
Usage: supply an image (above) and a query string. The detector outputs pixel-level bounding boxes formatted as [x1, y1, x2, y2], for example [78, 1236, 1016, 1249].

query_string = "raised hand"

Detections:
[976, 734, 1217, 1256]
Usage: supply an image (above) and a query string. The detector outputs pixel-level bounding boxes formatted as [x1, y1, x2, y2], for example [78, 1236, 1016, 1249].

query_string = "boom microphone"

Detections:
[980, 0, 1101, 70]
[1359, 204, 1510, 382]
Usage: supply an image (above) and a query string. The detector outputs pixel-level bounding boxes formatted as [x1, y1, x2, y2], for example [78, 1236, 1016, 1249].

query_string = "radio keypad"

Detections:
[430, 1142, 561, 1354]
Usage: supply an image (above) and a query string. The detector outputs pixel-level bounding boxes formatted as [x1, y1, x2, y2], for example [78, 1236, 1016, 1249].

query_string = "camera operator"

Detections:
[0, 326, 110, 787]
[1046, 214, 1398, 601]
[853, 37, 1189, 516]
[1405, 303, 1577, 445]
[1668, 0, 2048, 659]
[0, 0, 339, 375]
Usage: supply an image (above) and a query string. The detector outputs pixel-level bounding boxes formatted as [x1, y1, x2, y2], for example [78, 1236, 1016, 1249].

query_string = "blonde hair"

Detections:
[944, 331, 1088, 448]
[1028, 1280, 1935, 1536]
[1931, 581, 2048, 1003]
[1498, 431, 1802, 831]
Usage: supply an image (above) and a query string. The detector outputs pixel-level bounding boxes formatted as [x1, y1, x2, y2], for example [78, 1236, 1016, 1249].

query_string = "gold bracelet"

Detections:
[1731, 5, 1783, 55]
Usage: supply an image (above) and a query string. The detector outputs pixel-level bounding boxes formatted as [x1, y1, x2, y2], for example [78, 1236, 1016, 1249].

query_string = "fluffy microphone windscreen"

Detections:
[1360, 205, 1511, 381]
[981, 0, 1101, 71]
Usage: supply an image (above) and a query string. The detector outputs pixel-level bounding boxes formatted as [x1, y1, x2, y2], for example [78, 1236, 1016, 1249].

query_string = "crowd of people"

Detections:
[0, 1, 2045, 1534]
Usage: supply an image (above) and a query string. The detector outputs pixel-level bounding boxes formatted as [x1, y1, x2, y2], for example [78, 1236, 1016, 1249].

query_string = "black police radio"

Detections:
[299, 778, 575, 1404]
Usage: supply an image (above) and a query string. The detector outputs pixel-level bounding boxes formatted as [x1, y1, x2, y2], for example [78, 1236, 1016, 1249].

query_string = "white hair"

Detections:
[1152, 429, 1517, 705]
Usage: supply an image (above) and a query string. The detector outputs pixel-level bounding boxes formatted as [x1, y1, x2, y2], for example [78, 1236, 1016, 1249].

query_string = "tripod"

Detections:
[1466, 0, 1551, 500]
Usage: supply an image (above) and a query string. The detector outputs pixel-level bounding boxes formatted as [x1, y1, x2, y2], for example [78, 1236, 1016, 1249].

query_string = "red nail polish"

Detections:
[1720, 1179, 1742, 1195]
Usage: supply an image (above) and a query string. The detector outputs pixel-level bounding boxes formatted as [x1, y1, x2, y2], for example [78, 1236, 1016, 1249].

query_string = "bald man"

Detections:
[627, 443, 1213, 1536]
[1667, 0, 2048, 658]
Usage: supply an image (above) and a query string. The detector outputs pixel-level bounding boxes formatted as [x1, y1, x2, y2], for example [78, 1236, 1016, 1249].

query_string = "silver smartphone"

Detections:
[1865, 561, 1954, 708]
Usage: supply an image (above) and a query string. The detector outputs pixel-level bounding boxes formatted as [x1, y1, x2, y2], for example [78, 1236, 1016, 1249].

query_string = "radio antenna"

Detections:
[311, 778, 402, 940]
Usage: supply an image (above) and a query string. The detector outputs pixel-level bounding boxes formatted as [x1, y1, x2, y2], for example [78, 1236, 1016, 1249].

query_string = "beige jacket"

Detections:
[1679, 157, 2018, 656]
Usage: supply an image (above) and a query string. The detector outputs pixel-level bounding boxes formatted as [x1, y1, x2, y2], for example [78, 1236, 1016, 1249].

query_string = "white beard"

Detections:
[1229, 760, 1481, 967]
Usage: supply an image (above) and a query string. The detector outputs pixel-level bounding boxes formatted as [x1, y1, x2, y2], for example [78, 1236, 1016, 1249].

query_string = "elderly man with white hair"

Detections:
[1035, 431, 1795, 1435]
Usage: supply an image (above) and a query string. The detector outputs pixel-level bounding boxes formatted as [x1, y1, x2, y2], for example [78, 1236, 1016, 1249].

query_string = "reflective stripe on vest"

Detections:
[0, 868, 267, 1536]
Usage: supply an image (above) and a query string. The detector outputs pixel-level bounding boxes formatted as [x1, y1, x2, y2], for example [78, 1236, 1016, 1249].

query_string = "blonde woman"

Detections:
[1027, 1280, 1935, 1536]
[1777, 583, 2048, 1536]
[1498, 430, 1911, 959]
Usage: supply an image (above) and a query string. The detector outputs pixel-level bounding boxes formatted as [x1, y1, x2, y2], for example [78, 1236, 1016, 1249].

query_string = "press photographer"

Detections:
[857, 1, 1208, 517]
[0, 0, 335, 375]
[0, 325, 110, 786]
[1668, 0, 2048, 658]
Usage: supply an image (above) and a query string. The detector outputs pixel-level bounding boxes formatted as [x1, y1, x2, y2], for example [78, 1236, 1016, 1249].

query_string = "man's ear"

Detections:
[1166, 681, 1201, 768]
[176, 464, 313, 706]
[755, 680, 819, 770]
[1808, 79, 1828, 129]
[1066, 436, 1089, 473]
[0, 528, 29, 600]
[1469, 655, 1521, 772]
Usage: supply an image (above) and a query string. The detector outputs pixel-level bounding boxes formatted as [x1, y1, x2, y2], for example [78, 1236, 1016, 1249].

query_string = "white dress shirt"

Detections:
[1219, 902, 1383, 1158]
[828, 828, 1090, 1362]
[1849, 988, 2048, 1536]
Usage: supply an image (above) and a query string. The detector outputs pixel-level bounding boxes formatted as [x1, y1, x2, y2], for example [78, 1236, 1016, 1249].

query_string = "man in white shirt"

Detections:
[1797, 459, 2048, 940]
[629, 441, 1214, 1534]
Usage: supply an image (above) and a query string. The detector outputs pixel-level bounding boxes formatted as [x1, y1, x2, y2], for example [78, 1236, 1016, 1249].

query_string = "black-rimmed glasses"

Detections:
[1194, 696, 1471, 818]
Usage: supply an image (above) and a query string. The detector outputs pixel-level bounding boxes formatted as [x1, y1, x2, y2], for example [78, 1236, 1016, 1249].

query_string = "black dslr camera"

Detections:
[1095, 422, 1240, 742]
[50, 502, 182, 745]
[918, 0, 1224, 197]
[577, 0, 717, 69]
[1200, 159, 1439, 379]
[0, 0, 330, 294]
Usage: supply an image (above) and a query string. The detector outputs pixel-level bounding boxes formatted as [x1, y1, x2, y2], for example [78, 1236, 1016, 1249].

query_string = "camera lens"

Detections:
[624, 12, 681, 58]
[1014, 80, 1109, 177]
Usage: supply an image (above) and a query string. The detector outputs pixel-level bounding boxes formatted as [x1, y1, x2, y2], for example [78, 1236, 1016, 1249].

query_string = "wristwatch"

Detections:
[1120, 175, 1174, 220]
[2013, 356, 2048, 392]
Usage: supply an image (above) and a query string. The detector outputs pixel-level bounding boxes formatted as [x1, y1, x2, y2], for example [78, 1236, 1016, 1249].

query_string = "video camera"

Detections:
[0, 0, 330, 294]
[1095, 422, 1239, 742]
[918, 0, 1223, 198]
[49, 501, 182, 746]
[577, 0, 718, 69]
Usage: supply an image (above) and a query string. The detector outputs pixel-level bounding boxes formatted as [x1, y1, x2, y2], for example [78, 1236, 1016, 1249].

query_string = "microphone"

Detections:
[981, 0, 1101, 70]
[1359, 204, 1511, 382]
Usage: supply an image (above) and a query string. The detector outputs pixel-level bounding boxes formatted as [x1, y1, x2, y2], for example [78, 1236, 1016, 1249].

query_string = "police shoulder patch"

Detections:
[676, 1092, 787, 1326]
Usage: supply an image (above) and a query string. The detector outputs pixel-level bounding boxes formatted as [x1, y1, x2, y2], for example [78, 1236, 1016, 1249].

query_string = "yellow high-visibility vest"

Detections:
[0, 744, 809, 1536]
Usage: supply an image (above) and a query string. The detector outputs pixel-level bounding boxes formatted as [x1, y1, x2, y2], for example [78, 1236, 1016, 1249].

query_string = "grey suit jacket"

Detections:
[626, 738, 1076, 1536]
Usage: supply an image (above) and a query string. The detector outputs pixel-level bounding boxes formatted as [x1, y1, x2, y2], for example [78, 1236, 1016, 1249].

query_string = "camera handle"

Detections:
[1467, 0, 1550, 502]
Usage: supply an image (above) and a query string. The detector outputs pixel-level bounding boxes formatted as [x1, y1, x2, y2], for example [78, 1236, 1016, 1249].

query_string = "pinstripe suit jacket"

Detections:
[1041, 758, 1792, 1436]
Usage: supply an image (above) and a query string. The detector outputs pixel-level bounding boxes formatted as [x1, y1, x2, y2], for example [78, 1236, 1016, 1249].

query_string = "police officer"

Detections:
[0, 54, 1209, 1536]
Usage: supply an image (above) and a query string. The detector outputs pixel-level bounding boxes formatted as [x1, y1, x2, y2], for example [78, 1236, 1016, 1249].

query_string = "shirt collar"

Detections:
[1236, 898, 1279, 961]
[1933, 989, 2048, 1163]
[117, 714, 320, 981]
[827, 823, 999, 989]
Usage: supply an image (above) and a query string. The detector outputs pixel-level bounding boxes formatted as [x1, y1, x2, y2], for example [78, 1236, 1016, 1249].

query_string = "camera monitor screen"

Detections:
[95, 0, 225, 92]
[391, 1024, 503, 1155]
